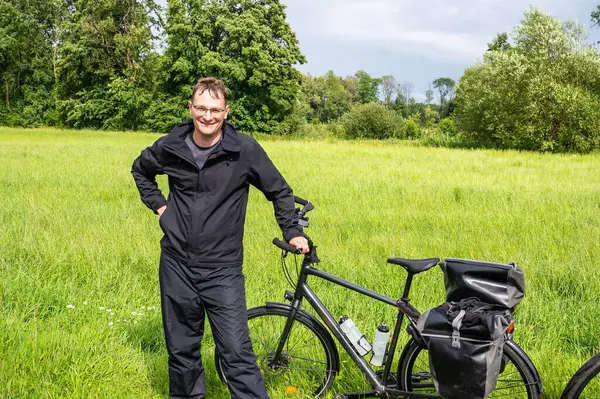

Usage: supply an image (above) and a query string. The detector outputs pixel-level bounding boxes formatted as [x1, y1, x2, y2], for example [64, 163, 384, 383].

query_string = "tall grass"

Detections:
[1, 127, 599, 398]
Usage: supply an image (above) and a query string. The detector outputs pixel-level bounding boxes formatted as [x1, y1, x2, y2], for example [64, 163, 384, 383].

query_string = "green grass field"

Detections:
[1, 127, 599, 398]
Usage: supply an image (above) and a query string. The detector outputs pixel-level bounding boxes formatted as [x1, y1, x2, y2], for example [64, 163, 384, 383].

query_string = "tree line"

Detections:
[1, 0, 306, 133]
[2, 1, 600, 153]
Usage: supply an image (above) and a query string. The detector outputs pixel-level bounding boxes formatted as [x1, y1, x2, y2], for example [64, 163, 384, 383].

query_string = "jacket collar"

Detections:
[220, 121, 242, 153]
[164, 120, 241, 153]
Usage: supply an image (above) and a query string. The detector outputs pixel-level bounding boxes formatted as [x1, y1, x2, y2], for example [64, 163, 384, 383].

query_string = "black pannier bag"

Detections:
[415, 258, 525, 399]
[441, 258, 525, 309]
[416, 298, 511, 399]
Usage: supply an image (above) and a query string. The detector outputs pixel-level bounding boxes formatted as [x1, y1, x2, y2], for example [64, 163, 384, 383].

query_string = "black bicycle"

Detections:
[215, 197, 544, 398]
[561, 353, 600, 398]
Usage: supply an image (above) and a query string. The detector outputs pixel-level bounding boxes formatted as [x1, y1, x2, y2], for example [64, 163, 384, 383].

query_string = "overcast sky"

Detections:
[280, 0, 600, 100]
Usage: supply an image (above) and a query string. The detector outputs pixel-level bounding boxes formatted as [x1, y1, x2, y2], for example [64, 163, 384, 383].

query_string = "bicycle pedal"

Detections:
[332, 395, 348, 399]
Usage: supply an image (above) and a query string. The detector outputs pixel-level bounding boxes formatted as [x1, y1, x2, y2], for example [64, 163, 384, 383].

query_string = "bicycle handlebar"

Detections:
[272, 196, 314, 254]
[294, 196, 314, 218]
[294, 196, 308, 206]
[272, 238, 302, 254]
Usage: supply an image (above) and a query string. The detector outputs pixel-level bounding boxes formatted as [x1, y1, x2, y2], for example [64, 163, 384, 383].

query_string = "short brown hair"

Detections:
[191, 77, 228, 104]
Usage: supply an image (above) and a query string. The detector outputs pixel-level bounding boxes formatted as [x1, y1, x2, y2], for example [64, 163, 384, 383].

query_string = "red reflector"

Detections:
[506, 320, 515, 334]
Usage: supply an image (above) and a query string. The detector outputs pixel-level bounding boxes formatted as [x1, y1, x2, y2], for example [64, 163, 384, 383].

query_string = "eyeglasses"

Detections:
[191, 104, 227, 116]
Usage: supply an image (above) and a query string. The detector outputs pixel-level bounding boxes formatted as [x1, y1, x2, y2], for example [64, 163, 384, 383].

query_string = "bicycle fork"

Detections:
[270, 296, 302, 368]
[270, 262, 311, 369]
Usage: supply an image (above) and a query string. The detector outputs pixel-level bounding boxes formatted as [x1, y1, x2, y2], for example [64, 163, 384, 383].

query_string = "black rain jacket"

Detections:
[131, 120, 303, 267]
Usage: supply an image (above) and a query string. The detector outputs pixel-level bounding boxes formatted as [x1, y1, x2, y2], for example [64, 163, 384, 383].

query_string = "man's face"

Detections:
[188, 90, 230, 137]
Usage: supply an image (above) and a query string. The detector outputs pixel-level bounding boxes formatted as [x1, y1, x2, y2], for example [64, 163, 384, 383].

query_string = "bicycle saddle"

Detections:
[387, 257, 440, 274]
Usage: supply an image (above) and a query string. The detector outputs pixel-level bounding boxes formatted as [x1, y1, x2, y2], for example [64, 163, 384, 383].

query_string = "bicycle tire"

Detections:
[215, 305, 338, 398]
[397, 338, 541, 398]
[561, 353, 600, 399]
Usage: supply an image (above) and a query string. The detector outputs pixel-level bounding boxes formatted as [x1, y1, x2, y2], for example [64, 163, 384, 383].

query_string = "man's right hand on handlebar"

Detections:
[289, 236, 309, 254]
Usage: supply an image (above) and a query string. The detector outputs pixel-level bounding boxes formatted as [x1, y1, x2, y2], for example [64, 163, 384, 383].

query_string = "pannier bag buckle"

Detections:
[451, 331, 461, 348]
[451, 309, 466, 348]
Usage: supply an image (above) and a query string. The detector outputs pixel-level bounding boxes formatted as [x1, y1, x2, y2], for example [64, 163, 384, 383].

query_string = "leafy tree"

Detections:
[0, 0, 60, 125]
[487, 32, 512, 52]
[432, 77, 455, 106]
[161, 0, 305, 133]
[433, 77, 456, 118]
[455, 8, 600, 153]
[391, 93, 408, 117]
[379, 75, 397, 105]
[422, 105, 437, 128]
[316, 71, 353, 122]
[398, 81, 414, 104]
[341, 76, 358, 103]
[390, 92, 429, 120]
[425, 83, 434, 105]
[55, 0, 157, 129]
[298, 73, 320, 122]
[353, 70, 380, 103]
[299, 71, 352, 123]
[592, 5, 600, 34]
[590, 5, 600, 44]
[407, 100, 427, 123]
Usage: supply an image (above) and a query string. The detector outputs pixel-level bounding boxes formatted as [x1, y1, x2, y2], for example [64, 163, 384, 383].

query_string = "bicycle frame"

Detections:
[272, 248, 441, 398]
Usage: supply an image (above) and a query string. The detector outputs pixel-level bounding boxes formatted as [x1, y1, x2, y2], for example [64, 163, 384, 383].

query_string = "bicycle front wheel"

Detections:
[215, 305, 338, 398]
[561, 353, 600, 399]
[397, 338, 541, 398]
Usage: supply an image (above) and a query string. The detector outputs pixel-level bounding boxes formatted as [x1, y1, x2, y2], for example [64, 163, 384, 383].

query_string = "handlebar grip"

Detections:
[272, 238, 302, 254]
[294, 196, 308, 206]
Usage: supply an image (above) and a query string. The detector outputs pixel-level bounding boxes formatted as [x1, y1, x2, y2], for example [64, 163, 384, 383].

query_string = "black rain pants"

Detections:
[159, 251, 269, 399]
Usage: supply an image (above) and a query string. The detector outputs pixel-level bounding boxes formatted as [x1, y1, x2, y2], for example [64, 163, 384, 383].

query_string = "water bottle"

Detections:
[339, 315, 372, 356]
[370, 322, 390, 366]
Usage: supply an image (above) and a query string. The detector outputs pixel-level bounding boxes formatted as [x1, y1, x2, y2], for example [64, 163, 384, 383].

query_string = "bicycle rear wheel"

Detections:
[215, 305, 338, 398]
[561, 353, 600, 399]
[397, 338, 541, 398]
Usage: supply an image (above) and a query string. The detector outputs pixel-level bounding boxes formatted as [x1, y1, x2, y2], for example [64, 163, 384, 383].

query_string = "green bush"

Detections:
[403, 114, 422, 139]
[422, 105, 438, 128]
[438, 118, 458, 136]
[288, 122, 343, 139]
[275, 98, 311, 136]
[455, 9, 600, 153]
[420, 129, 464, 148]
[0, 108, 24, 127]
[56, 88, 113, 129]
[341, 102, 404, 139]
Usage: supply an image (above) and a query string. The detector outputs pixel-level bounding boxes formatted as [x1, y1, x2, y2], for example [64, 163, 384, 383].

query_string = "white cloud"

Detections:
[295, 0, 491, 62]
[286, 0, 598, 63]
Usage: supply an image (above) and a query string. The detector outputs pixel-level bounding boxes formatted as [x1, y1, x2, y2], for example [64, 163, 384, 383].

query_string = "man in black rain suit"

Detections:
[131, 77, 309, 399]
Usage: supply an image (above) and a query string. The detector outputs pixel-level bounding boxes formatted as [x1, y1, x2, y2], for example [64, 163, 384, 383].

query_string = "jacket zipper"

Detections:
[167, 144, 229, 259]
[163, 144, 199, 260]
[192, 149, 230, 256]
